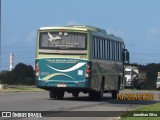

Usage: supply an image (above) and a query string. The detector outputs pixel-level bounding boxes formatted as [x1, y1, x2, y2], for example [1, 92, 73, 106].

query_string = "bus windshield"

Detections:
[39, 32, 87, 50]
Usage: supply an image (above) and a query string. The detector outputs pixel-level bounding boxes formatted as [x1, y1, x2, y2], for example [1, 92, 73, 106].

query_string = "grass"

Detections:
[120, 102, 160, 120]
[121, 89, 158, 92]
[0, 85, 45, 92]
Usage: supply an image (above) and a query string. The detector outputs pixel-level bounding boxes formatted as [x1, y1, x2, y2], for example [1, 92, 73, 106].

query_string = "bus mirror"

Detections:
[126, 51, 129, 62]
[122, 49, 129, 63]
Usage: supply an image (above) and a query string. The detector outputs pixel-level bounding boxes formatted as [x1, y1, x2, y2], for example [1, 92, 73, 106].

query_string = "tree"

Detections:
[13, 63, 35, 85]
[0, 63, 35, 85]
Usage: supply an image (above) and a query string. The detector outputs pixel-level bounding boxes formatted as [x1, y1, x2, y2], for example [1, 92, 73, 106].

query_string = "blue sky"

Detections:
[1, 0, 160, 70]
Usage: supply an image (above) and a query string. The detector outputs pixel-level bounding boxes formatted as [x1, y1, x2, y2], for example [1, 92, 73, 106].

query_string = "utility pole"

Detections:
[0, 0, 1, 71]
[10, 53, 14, 71]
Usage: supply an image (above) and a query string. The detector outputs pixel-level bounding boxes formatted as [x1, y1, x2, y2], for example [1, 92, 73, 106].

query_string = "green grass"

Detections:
[121, 89, 158, 92]
[121, 102, 160, 120]
[0, 86, 45, 92]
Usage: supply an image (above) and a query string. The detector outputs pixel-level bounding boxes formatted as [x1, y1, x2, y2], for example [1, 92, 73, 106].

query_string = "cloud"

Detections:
[147, 28, 160, 41]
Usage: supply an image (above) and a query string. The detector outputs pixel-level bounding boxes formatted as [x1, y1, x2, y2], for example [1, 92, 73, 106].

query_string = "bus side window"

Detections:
[92, 36, 95, 58]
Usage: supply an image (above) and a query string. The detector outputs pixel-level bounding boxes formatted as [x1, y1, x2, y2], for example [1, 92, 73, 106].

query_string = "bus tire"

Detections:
[49, 90, 56, 99]
[96, 81, 104, 100]
[131, 81, 134, 89]
[112, 90, 118, 99]
[72, 92, 79, 98]
[56, 90, 65, 99]
[118, 76, 121, 90]
[140, 82, 145, 90]
[89, 91, 95, 100]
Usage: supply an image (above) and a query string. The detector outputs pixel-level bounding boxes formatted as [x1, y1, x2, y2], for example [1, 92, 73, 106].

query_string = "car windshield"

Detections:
[157, 78, 160, 82]
[125, 71, 131, 75]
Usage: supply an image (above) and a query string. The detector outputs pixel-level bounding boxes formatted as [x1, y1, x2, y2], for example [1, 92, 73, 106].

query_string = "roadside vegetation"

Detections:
[0, 85, 44, 92]
[121, 102, 160, 120]
[0, 63, 35, 85]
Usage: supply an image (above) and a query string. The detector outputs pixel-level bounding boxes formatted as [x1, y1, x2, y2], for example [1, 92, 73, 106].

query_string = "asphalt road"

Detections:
[0, 90, 160, 120]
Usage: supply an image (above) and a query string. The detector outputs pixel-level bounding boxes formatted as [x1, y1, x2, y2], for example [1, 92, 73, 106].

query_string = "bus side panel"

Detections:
[91, 59, 123, 91]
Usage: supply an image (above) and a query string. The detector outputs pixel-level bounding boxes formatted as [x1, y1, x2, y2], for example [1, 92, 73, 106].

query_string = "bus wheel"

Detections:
[49, 90, 56, 99]
[89, 91, 95, 100]
[140, 82, 145, 90]
[112, 90, 119, 99]
[56, 90, 65, 99]
[97, 82, 104, 100]
[72, 92, 79, 98]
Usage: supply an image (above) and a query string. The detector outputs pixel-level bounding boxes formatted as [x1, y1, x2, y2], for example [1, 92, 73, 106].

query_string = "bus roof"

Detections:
[39, 25, 123, 42]
[39, 26, 87, 31]
[39, 25, 106, 33]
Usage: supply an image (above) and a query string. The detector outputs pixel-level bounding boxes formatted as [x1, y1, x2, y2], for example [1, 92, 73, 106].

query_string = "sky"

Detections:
[1, 0, 160, 71]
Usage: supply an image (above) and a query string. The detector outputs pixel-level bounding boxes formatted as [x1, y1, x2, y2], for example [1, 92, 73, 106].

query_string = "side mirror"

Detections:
[122, 49, 129, 63]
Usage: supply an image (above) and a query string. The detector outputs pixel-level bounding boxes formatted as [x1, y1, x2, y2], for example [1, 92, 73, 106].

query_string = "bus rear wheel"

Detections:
[96, 82, 104, 100]
[56, 90, 65, 99]
[49, 90, 56, 99]
[89, 91, 95, 100]
[72, 92, 79, 98]
[89, 82, 104, 101]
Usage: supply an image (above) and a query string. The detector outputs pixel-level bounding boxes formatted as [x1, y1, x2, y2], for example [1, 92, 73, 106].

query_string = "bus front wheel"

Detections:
[112, 90, 119, 99]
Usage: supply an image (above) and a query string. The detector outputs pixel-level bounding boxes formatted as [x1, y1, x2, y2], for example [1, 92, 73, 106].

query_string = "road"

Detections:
[0, 90, 160, 120]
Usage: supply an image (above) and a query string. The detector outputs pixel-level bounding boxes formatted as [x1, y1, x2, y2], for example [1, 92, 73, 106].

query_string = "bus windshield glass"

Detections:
[39, 32, 87, 50]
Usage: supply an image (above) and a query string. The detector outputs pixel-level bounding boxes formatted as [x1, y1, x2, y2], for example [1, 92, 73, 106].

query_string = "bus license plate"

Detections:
[57, 84, 66, 87]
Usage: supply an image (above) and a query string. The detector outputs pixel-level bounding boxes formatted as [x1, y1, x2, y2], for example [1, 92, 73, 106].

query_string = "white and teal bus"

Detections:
[35, 25, 129, 100]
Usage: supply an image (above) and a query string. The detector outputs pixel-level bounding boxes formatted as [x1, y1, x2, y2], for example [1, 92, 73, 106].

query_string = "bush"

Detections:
[0, 63, 35, 85]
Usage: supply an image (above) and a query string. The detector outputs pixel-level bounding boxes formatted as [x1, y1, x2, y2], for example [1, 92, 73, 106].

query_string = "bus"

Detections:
[35, 25, 129, 100]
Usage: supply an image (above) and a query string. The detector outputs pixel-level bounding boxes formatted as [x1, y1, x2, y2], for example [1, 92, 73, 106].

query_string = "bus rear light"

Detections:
[35, 63, 40, 77]
[85, 73, 89, 78]
[36, 72, 39, 77]
[35, 67, 39, 77]
[35, 67, 39, 72]
[86, 69, 90, 73]
[85, 62, 91, 78]
[86, 64, 90, 69]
